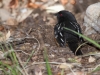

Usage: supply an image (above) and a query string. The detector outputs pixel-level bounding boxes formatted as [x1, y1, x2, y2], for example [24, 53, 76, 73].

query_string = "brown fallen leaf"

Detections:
[0, 31, 11, 42]
[27, 0, 41, 9]
[75, 57, 82, 63]
[60, 0, 76, 5]
[59, 63, 74, 70]
[6, 18, 18, 26]
[9, 0, 18, 8]
[6, 31, 11, 41]
[46, 5, 65, 13]
[2, 0, 11, 9]
[60, 0, 68, 5]
[88, 56, 96, 63]
[0, 25, 4, 31]
[0, 9, 12, 21]
[34, 66, 43, 75]
[70, 0, 76, 5]
[57, 72, 62, 75]
[17, 8, 33, 22]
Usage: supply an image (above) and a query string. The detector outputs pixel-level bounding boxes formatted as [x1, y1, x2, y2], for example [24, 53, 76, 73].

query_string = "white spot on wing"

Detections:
[56, 23, 59, 27]
[58, 26, 60, 30]
[55, 35, 58, 38]
[60, 32, 63, 37]
[54, 31, 56, 34]
[70, 22, 81, 34]
[58, 23, 62, 30]
[74, 22, 80, 33]
[61, 43, 64, 46]
[60, 38, 64, 42]
[70, 22, 77, 29]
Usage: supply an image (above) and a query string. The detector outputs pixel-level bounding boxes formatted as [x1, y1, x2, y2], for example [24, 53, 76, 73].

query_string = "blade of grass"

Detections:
[43, 48, 52, 75]
[0, 61, 18, 75]
[9, 44, 23, 75]
[64, 27, 100, 48]
[24, 49, 34, 66]
[0, 62, 9, 75]
[0, 43, 22, 75]
[75, 42, 88, 55]
[61, 69, 64, 75]
[0, 43, 4, 51]
[9, 43, 19, 65]
[91, 64, 100, 73]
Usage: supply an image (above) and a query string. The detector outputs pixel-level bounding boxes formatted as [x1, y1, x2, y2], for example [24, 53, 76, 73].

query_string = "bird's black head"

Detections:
[55, 10, 76, 22]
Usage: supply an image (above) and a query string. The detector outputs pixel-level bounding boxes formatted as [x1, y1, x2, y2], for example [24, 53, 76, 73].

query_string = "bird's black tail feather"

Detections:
[68, 42, 83, 55]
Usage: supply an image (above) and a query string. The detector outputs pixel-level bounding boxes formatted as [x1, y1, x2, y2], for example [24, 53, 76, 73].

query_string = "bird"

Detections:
[54, 10, 84, 55]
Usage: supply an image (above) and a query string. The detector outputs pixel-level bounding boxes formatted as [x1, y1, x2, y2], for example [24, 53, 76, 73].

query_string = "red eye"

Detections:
[60, 14, 63, 16]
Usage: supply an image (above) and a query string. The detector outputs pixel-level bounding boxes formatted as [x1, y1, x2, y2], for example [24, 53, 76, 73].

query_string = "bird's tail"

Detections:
[68, 42, 83, 55]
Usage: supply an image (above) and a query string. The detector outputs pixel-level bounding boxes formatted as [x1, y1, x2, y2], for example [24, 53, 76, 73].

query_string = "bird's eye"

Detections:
[60, 14, 63, 16]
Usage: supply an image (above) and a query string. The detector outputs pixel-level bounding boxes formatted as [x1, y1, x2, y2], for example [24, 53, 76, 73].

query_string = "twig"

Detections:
[75, 42, 88, 55]
[67, 64, 76, 75]
[8, 36, 40, 55]
[15, 51, 29, 75]
[4, 50, 31, 56]
[25, 62, 81, 69]
[32, 36, 40, 55]
[79, 52, 100, 58]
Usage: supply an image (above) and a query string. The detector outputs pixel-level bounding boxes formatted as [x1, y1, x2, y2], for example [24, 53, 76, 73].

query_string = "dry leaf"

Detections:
[0, 9, 12, 21]
[46, 5, 65, 13]
[0, 0, 2, 7]
[2, 0, 11, 8]
[6, 31, 11, 41]
[9, 0, 18, 8]
[70, 0, 76, 5]
[75, 57, 82, 63]
[60, 0, 68, 5]
[17, 8, 33, 22]
[88, 56, 96, 63]
[6, 18, 18, 26]
[61, 0, 75, 5]
[0, 32, 5, 42]
[0, 25, 4, 31]
[0, 31, 11, 42]
[27, 3, 41, 8]
[27, 0, 41, 8]
[34, 66, 43, 75]
[59, 63, 73, 70]
[57, 72, 62, 75]
[0, 51, 5, 59]
[35, 71, 42, 75]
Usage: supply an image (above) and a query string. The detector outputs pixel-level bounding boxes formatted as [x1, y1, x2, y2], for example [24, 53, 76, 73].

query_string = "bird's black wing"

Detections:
[54, 23, 66, 47]
[68, 21, 84, 43]
[54, 21, 83, 55]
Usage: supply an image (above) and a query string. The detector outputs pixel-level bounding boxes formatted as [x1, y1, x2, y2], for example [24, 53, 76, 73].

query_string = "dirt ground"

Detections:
[1, 0, 100, 75]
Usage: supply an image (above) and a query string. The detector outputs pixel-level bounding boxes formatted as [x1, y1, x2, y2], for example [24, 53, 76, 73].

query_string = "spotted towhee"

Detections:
[54, 10, 84, 55]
